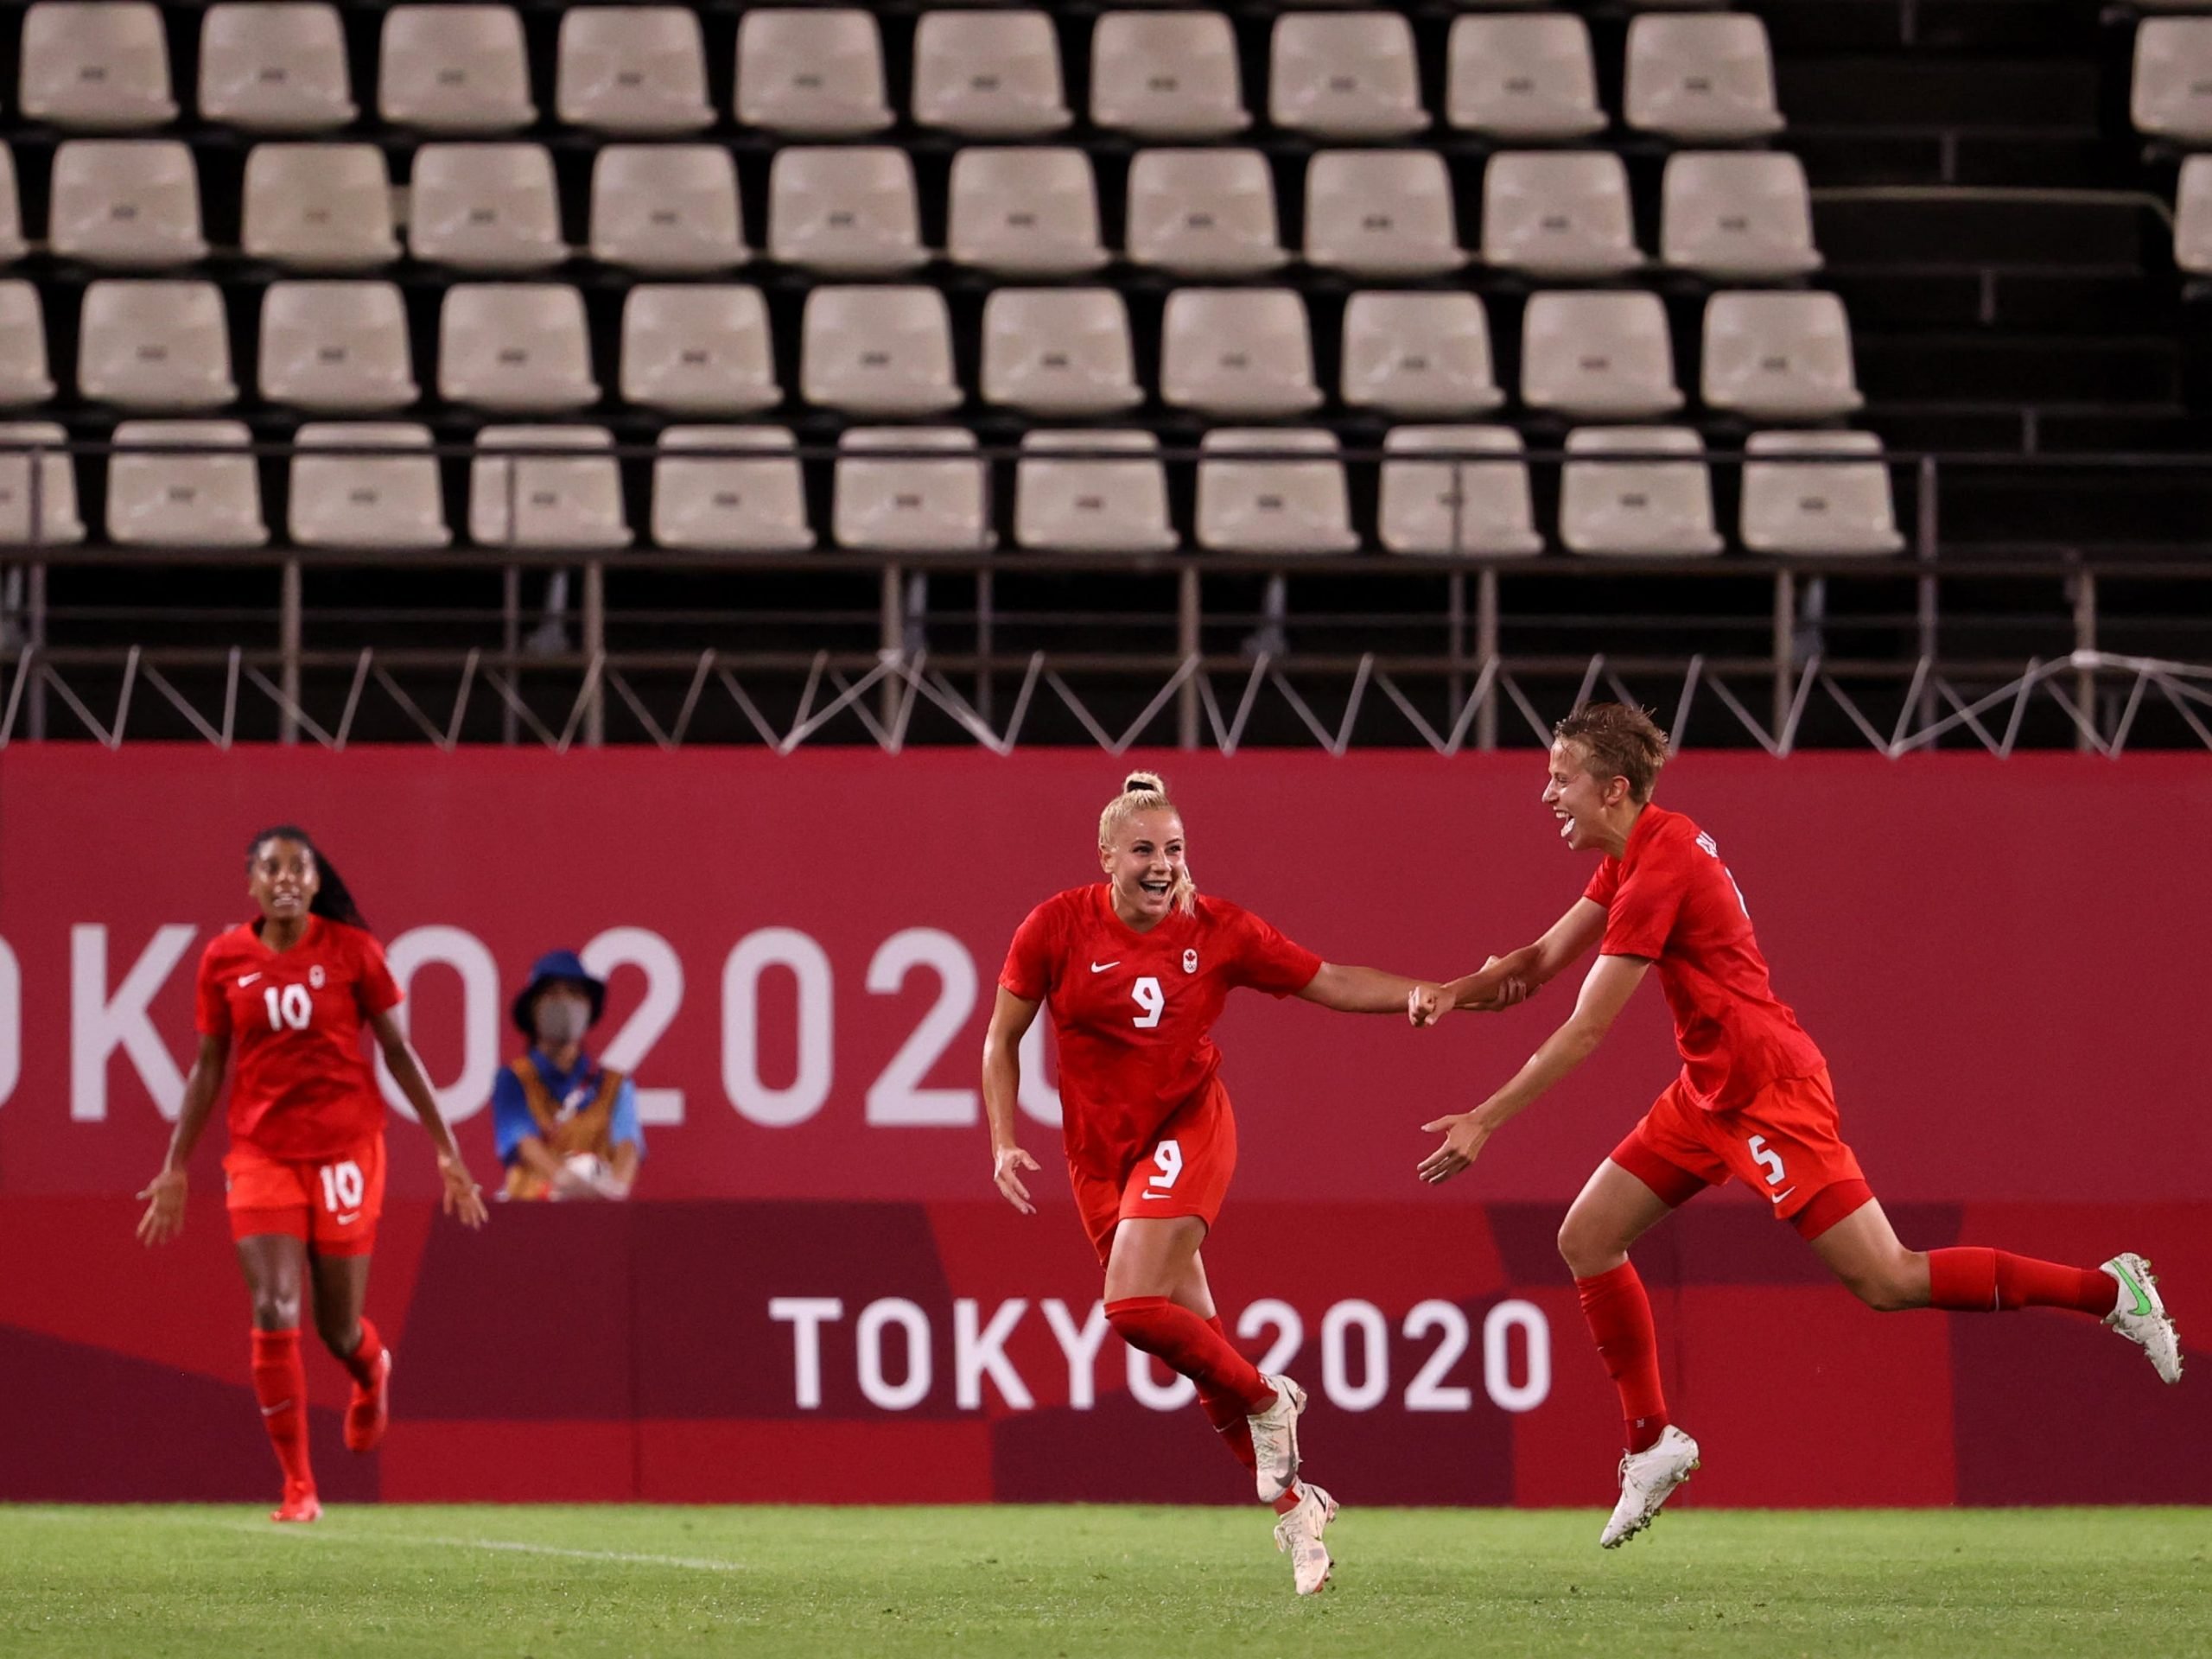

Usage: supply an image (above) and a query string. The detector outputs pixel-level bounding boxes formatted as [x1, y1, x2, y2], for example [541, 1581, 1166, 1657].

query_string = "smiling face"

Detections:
[248, 836, 321, 924]
[1542, 738, 1634, 855]
[1099, 808, 1186, 928]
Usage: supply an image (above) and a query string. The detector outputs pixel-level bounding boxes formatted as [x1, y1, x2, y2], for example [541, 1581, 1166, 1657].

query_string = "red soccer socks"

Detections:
[1576, 1262, 1670, 1454]
[340, 1318, 391, 1453]
[1106, 1297, 1277, 1414]
[250, 1326, 316, 1517]
[1927, 1248, 2115, 1315]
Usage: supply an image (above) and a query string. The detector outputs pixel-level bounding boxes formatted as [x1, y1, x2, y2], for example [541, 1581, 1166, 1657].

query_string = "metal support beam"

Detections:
[1177, 565, 1200, 751]
[278, 558, 302, 747]
[582, 559, 606, 748]
[1474, 568, 1499, 752]
[2073, 569, 2098, 755]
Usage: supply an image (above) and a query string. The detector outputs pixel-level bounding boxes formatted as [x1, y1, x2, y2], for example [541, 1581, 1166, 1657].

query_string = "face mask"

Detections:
[535, 995, 588, 1047]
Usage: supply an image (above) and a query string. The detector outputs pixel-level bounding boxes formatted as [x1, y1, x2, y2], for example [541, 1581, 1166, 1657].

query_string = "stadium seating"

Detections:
[469, 424, 631, 549]
[0, 421, 86, 543]
[1197, 429, 1358, 556]
[107, 419, 266, 546]
[408, 144, 567, 271]
[21, 1, 178, 130]
[1339, 292, 1503, 417]
[49, 140, 208, 267]
[199, 3, 356, 133]
[1125, 149, 1287, 276]
[1305, 152, 1465, 277]
[288, 423, 450, 550]
[981, 289, 1143, 417]
[619, 285, 780, 415]
[1015, 430, 1178, 556]
[833, 426, 994, 553]
[652, 425, 816, 553]
[1446, 14, 1605, 140]
[378, 5, 536, 132]
[555, 6, 713, 135]
[1560, 427, 1725, 557]
[1738, 431, 1905, 557]
[240, 144, 401, 269]
[258, 281, 419, 411]
[1378, 427, 1543, 558]
[1269, 11, 1427, 140]
[911, 9, 1070, 138]
[588, 145, 749, 273]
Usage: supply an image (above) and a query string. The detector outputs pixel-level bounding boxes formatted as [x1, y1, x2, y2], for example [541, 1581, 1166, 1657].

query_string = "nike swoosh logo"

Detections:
[261, 1400, 293, 1417]
[334, 1211, 361, 1225]
[238, 973, 262, 988]
[1090, 961, 1119, 973]
[1141, 1191, 1173, 1200]
[2114, 1262, 2154, 1318]
[1769, 1186, 1797, 1205]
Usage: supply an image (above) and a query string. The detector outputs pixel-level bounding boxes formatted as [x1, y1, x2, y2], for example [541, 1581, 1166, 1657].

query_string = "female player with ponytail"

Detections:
[136, 826, 488, 1522]
[982, 772, 1522, 1596]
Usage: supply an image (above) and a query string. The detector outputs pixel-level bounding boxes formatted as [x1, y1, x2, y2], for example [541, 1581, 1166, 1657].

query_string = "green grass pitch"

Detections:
[3, 1505, 2208, 1659]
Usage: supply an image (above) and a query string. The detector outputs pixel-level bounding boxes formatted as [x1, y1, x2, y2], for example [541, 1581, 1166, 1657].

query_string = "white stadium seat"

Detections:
[1160, 287, 1322, 417]
[1339, 291, 1503, 417]
[2178, 154, 2212, 274]
[0, 284, 56, 406]
[437, 283, 599, 411]
[1624, 13, 1785, 141]
[1198, 428, 1358, 556]
[652, 425, 815, 553]
[801, 285, 960, 416]
[407, 143, 567, 272]
[199, 3, 356, 132]
[289, 423, 450, 550]
[1125, 148, 1287, 276]
[1269, 11, 1427, 139]
[1379, 426, 1543, 558]
[1304, 150, 1465, 278]
[2134, 19, 2212, 143]
[620, 284, 780, 415]
[834, 426, 995, 553]
[379, 5, 536, 133]
[1740, 430, 1905, 556]
[0, 151, 25, 264]
[1701, 291, 1864, 419]
[589, 145, 747, 274]
[735, 8, 893, 137]
[1521, 290, 1683, 420]
[21, 2, 177, 130]
[471, 425, 632, 549]
[946, 147, 1108, 276]
[912, 9, 1071, 137]
[1446, 15, 1605, 141]
[767, 146, 926, 275]
[1016, 430, 1177, 555]
[981, 288, 1141, 417]
[1661, 151, 1822, 279]
[1482, 151, 1643, 279]
[1560, 426, 1723, 557]
[241, 143, 400, 270]
[0, 423, 86, 544]
[79, 279, 236, 409]
[259, 280, 418, 411]
[107, 419, 266, 546]
[556, 6, 713, 135]
[48, 140, 208, 268]
[1091, 10, 1249, 139]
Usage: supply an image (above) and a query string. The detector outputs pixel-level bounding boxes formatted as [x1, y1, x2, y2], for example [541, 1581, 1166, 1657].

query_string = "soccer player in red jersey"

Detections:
[983, 772, 1520, 1595]
[1411, 704, 2183, 1548]
[136, 826, 489, 1523]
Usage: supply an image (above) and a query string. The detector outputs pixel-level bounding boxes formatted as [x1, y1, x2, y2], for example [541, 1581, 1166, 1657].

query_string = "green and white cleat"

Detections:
[1600, 1426, 1700, 1549]
[1273, 1482, 1338, 1596]
[2102, 1253, 2183, 1384]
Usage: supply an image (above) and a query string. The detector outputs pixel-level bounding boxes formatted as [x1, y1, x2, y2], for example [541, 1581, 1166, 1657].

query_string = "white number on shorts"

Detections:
[263, 982, 313, 1032]
[1148, 1138, 1184, 1190]
[1130, 976, 1164, 1028]
[1748, 1133, 1786, 1187]
[317, 1159, 365, 1212]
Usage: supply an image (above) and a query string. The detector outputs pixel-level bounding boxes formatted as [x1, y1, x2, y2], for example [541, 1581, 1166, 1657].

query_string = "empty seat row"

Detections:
[0, 421, 1904, 559]
[0, 279, 1865, 423]
[7, 3, 1784, 144]
[10, 139, 1821, 284]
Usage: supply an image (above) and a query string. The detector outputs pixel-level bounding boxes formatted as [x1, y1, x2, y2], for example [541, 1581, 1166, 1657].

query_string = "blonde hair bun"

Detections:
[1122, 770, 1167, 797]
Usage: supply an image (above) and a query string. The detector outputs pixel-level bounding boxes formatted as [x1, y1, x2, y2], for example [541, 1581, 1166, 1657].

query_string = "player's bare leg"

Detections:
[1560, 1161, 1701, 1548]
[1812, 1198, 2181, 1381]
[310, 1252, 393, 1451]
[238, 1233, 319, 1522]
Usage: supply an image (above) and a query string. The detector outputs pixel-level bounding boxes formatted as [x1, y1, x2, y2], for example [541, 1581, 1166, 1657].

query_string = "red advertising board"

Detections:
[0, 748, 2205, 1505]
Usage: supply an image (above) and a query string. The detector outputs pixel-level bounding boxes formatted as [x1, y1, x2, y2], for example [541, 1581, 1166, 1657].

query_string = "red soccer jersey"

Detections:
[999, 885, 1323, 1179]
[1583, 804, 1827, 1112]
[194, 915, 404, 1160]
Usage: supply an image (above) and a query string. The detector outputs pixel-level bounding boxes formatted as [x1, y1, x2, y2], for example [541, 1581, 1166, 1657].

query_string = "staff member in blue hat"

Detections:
[491, 950, 645, 1201]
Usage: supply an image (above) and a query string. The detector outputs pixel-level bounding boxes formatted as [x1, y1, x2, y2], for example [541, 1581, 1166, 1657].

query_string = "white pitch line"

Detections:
[231, 1522, 748, 1573]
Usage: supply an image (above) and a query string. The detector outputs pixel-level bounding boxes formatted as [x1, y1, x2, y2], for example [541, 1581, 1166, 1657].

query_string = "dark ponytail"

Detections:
[246, 824, 369, 932]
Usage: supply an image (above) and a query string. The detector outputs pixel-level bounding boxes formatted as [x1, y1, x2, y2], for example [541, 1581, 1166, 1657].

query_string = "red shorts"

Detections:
[224, 1132, 386, 1255]
[1068, 1078, 1237, 1264]
[1611, 1068, 1872, 1241]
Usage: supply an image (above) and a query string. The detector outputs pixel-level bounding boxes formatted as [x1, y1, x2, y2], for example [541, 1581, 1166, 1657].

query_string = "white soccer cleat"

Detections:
[1273, 1482, 1338, 1596]
[1247, 1373, 1306, 1503]
[1599, 1425, 1700, 1549]
[2102, 1253, 2183, 1384]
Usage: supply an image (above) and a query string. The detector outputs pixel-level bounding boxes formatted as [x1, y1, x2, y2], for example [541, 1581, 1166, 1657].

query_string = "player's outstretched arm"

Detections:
[368, 1009, 488, 1229]
[137, 1034, 226, 1247]
[1421, 899, 1610, 1024]
[1297, 963, 1451, 1016]
[981, 987, 1043, 1217]
[1418, 952, 1649, 1185]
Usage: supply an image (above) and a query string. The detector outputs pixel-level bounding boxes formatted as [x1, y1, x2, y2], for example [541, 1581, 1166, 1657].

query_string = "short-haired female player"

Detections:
[983, 772, 1521, 1595]
[137, 826, 489, 1522]
[1413, 704, 2182, 1548]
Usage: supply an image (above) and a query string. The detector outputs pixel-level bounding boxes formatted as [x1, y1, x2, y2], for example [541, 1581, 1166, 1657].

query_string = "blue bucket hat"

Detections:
[512, 949, 607, 1036]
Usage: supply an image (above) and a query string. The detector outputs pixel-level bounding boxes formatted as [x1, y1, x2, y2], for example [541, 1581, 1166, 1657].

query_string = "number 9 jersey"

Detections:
[195, 914, 404, 1162]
